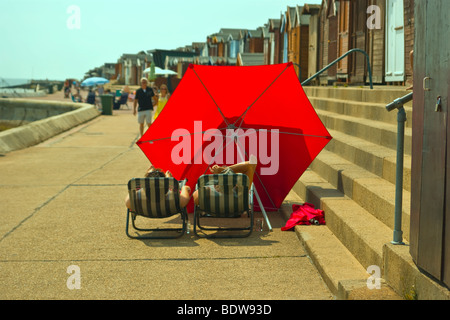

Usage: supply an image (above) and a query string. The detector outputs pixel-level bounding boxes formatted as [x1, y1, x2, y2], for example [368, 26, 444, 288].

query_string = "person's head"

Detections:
[140, 77, 149, 89]
[144, 166, 171, 194]
[160, 84, 168, 95]
[144, 166, 165, 178]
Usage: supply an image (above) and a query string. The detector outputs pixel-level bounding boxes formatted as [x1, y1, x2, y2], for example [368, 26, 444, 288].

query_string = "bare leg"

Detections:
[164, 170, 191, 208]
[196, 156, 258, 205]
[210, 156, 257, 187]
[227, 162, 257, 187]
[193, 190, 199, 206]
[125, 194, 131, 209]
[180, 186, 191, 208]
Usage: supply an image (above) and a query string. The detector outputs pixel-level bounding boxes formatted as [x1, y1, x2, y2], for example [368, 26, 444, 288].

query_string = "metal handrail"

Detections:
[301, 48, 373, 89]
[386, 92, 413, 245]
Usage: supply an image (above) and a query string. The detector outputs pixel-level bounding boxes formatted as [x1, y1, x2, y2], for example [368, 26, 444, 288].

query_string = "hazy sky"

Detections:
[0, 0, 321, 81]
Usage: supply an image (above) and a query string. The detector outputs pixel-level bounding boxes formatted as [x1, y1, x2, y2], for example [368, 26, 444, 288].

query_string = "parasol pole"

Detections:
[252, 182, 273, 232]
[235, 141, 273, 232]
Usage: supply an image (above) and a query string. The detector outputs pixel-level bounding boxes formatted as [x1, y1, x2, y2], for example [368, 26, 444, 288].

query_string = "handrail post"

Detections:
[392, 107, 406, 245]
[301, 48, 373, 89]
[386, 92, 413, 245]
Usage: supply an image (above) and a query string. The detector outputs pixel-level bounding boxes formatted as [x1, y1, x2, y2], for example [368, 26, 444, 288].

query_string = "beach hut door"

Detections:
[411, 0, 450, 288]
[385, 0, 405, 82]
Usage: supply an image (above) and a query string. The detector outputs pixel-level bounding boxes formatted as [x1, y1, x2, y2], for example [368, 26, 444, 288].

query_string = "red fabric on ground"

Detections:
[281, 203, 326, 231]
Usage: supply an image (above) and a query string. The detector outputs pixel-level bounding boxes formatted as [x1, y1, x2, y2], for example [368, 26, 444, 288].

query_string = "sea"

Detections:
[0, 78, 32, 88]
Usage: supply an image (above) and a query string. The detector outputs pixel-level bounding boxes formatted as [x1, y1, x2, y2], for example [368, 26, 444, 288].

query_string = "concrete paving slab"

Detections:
[0, 257, 332, 300]
[0, 185, 63, 238]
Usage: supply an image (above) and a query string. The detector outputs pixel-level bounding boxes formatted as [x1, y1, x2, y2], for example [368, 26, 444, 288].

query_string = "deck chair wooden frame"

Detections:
[193, 173, 254, 238]
[126, 177, 187, 239]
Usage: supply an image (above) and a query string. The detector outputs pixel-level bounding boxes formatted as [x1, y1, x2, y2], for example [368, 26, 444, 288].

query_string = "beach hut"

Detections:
[302, 4, 321, 80]
[297, 6, 311, 82]
[286, 7, 299, 76]
[280, 13, 289, 63]
[268, 19, 282, 65]
[337, 0, 351, 80]
[245, 29, 264, 54]
[338, 0, 386, 85]
[315, 0, 413, 86]
[236, 53, 265, 66]
[317, 0, 338, 84]
[284, 5, 311, 81]
[218, 29, 242, 59]
[385, 0, 406, 83]
[347, 0, 369, 84]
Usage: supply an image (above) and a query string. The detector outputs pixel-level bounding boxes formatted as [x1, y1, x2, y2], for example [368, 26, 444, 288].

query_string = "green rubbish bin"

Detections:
[100, 94, 113, 115]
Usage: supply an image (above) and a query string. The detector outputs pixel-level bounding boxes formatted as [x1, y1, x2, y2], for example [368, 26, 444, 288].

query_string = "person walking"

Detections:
[133, 77, 155, 137]
[153, 84, 170, 120]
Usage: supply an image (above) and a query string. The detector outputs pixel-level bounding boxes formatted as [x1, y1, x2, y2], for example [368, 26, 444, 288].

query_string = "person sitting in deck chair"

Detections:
[125, 166, 191, 209]
[192, 155, 257, 206]
[113, 91, 129, 110]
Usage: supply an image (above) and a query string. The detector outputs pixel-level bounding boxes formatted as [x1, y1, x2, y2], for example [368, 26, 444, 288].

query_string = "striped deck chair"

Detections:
[126, 177, 187, 239]
[193, 173, 254, 238]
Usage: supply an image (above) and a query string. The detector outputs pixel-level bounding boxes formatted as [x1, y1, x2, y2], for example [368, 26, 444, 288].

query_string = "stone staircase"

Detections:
[281, 86, 450, 300]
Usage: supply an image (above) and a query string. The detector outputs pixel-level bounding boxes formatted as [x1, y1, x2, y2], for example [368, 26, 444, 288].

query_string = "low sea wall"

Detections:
[0, 89, 47, 98]
[0, 98, 100, 153]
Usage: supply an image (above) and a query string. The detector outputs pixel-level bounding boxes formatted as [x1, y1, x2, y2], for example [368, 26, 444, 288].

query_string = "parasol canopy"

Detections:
[143, 66, 177, 76]
[137, 63, 332, 216]
[80, 77, 109, 87]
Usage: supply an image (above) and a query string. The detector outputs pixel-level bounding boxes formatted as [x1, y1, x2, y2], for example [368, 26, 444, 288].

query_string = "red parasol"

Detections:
[137, 63, 332, 220]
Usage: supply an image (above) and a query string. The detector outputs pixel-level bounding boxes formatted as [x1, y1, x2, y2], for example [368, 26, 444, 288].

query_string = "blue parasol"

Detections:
[81, 77, 110, 87]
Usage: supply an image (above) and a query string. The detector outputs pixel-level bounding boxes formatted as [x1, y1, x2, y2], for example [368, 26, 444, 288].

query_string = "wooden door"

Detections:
[308, 14, 319, 78]
[411, 0, 450, 287]
[270, 34, 275, 65]
[349, 0, 367, 84]
[385, 0, 405, 82]
[327, 0, 338, 79]
[283, 32, 288, 63]
[337, 0, 350, 75]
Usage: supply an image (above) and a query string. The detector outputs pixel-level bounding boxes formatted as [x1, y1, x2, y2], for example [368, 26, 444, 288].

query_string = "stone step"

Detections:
[311, 149, 411, 241]
[383, 242, 450, 300]
[281, 190, 402, 299]
[325, 129, 411, 192]
[291, 170, 398, 273]
[317, 109, 412, 156]
[283, 178, 448, 300]
[299, 86, 450, 300]
[303, 86, 413, 106]
[309, 96, 413, 128]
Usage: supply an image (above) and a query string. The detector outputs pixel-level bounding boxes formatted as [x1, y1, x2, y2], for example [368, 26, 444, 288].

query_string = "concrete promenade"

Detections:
[0, 93, 333, 300]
